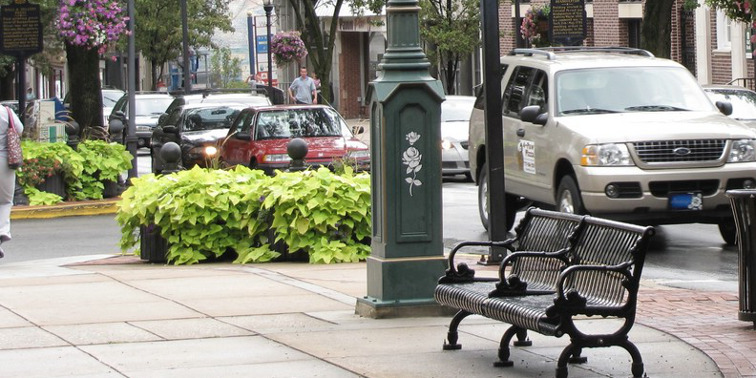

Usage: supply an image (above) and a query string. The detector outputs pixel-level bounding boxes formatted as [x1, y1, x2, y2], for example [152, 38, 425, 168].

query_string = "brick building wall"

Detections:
[592, 0, 620, 46]
[339, 32, 363, 119]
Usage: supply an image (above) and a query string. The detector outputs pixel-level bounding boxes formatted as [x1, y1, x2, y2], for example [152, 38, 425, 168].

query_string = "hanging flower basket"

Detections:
[521, 5, 551, 48]
[270, 31, 308, 66]
[56, 0, 129, 54]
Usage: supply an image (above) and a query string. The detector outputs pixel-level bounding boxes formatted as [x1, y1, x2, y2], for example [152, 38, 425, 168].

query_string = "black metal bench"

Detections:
[434, 208, 655, 378]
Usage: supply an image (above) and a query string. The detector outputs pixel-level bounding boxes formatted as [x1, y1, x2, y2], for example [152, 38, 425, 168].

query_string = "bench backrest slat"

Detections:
[565, 217, 654, 307]
[509, 208, 584, 291]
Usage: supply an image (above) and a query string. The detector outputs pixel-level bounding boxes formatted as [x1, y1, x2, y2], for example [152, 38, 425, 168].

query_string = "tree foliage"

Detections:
[419, 0, 480, 94]
[704, 0, 754, 24]
[209, 47, 243, 88]
[133, 0, 233, 89]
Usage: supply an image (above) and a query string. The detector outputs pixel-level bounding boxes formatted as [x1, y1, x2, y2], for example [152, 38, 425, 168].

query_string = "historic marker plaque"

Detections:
[549, 0, 586, 46]
[0, 0, 43, 57]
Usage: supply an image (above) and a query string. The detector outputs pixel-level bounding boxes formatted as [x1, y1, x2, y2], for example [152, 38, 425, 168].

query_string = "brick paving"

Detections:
[637, 287, 756, 378]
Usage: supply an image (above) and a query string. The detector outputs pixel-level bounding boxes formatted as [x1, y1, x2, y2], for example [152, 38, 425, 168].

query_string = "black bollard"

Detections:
[286, 138, 308, 172]
[65, 120, 80, 150]
[159, 142, 182, 174]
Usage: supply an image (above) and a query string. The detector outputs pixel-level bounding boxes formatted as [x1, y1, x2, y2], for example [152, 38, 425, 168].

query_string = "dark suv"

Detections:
[150, 90, 271, 172]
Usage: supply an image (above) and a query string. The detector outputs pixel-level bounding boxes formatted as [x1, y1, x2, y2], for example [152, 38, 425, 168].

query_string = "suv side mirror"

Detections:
[716, 101, 733, 116]
[235, 132, 251, 141]
[520, 105, 548, 125]
[162, 125, 178, 134]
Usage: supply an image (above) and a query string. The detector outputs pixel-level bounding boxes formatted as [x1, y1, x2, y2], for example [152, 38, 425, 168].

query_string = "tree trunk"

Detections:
[445, 59, 456, 95]
[640, 0, 675, 58]
[65, 44, 104, 137]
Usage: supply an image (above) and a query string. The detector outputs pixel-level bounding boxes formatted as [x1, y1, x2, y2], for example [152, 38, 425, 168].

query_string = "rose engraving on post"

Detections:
[402, 132, 423, 196]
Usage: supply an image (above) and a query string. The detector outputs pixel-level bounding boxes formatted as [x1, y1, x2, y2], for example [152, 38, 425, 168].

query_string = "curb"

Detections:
[10, 198, 119, 220]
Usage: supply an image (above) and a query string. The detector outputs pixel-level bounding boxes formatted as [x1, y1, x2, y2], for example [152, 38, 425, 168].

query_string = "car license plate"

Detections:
[668, 192, 702, 211]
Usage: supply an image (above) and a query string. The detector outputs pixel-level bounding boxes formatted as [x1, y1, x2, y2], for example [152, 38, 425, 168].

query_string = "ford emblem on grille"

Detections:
[672, 147, 691, 156]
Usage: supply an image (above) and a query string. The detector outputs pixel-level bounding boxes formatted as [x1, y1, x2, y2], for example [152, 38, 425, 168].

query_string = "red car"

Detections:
[219, 105, 369, 174]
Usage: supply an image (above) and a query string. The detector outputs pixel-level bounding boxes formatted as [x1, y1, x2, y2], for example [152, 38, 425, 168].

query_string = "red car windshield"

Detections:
[256, 108, 346, 139]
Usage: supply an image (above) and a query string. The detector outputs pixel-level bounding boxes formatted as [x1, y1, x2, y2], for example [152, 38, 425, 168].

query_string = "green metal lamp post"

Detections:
[356, 0, 448, 318]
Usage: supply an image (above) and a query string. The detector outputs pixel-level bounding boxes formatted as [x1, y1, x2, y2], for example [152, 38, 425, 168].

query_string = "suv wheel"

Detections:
[557, 175, 585, 214]
[718, 220, 737, 246]
[478, 163, 489, 230]
[477, 163, 517, 231]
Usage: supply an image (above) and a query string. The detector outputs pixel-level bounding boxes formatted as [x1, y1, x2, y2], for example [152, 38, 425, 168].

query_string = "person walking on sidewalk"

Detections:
[288, 67, 317, 105]
[0, 105, 23, 258]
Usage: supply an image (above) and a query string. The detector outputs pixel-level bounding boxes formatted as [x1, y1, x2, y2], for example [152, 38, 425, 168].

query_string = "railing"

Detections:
[727, 78, 756, 91]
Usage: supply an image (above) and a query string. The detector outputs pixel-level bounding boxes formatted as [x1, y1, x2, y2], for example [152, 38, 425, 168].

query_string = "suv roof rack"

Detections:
[510, 46, 654, 59]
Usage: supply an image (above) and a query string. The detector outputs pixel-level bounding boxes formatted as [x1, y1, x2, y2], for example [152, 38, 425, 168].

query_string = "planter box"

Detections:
[139, 224, 168, 263]
[102, 179, 120, 198]
[36, 173, 66, 197]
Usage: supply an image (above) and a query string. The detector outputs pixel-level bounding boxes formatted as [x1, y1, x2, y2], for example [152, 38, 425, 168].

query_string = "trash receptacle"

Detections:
[726, 189, 756, 328]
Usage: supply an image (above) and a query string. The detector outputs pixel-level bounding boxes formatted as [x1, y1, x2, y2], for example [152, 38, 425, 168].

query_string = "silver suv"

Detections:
[468, 47, 756, 245]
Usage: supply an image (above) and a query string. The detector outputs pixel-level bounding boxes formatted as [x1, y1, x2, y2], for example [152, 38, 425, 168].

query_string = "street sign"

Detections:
[256, 35, 268, 53]
[0, 0, 43, 57]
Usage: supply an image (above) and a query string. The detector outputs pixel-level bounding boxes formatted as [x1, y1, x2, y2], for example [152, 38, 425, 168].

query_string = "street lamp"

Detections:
[247, 12, 256, 78]
[263, 0, 273, 91]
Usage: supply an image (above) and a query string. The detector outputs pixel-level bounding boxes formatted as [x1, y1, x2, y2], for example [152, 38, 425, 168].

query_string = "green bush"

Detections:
[17, 140, 132, 204]
[75, 140, 133, 200]
[116, 165, 372, 265]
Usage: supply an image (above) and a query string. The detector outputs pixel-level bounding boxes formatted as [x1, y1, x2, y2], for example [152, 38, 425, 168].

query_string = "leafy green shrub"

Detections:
[75, 140, 133, 199]
[116, 165, 372, 265]
[18, 141, 85, 205]
[17, 140, 131, 203]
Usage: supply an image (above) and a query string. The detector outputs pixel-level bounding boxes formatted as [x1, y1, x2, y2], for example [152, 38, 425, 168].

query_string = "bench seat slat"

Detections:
[434, 282, 495, 315]
[481, 295, 558, 335]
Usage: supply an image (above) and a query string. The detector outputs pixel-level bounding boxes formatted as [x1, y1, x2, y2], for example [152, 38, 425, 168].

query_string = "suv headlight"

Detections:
[728, 139, 756, 162]
[581, 143, 633, 166]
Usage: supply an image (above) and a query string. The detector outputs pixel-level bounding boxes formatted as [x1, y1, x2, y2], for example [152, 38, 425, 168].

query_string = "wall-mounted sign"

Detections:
[0, 0, 43, 57]
[549, 0, 586, 47]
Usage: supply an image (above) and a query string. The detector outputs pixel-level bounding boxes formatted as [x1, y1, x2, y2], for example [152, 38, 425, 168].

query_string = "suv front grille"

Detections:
[633, 140, 726, 163]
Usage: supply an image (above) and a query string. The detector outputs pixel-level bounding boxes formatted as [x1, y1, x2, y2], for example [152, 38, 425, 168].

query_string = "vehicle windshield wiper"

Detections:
[560, 108, 619, 115]
[625, 105, 689, 112]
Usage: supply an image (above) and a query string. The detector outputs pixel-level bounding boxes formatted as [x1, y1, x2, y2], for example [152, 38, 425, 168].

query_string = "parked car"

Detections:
[441, 95, 476, 179]
[63, 87, 125, 126]
[219, 104, 370, 175]
[107, 92, 175, 147]
[468, 47, 756, 245]
[703, 85, 756, 128]
[151, 91, 271, 172]
[158, 89, 271, 125]
[150, 103, 247, 172]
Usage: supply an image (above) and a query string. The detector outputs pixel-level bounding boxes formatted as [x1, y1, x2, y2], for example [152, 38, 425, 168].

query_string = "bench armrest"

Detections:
[548, 262, 635, 317]
[438, 240, 516, 284]
[487, 249, 571, 296]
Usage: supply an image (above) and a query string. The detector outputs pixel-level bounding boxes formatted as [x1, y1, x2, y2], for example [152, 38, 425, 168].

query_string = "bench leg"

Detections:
[493, 325, 530, 367]
[618, 339, 645, 377]
[556, 343, 580, 378]
[442, 310, 471, 350]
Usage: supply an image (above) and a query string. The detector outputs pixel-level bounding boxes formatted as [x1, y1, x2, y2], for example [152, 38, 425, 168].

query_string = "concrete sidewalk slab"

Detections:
[0, 255, 722, 377]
